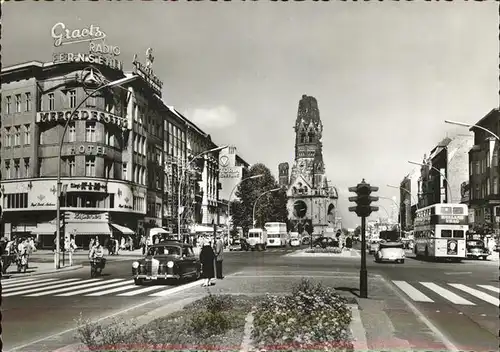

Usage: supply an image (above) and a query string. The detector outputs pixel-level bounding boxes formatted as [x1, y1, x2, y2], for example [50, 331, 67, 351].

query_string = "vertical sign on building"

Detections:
[218, 146, 242, 201]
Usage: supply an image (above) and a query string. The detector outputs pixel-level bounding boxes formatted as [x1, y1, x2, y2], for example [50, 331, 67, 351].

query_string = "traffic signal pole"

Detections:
[360, 215, 368, 298]
[348, 178, 379, 299]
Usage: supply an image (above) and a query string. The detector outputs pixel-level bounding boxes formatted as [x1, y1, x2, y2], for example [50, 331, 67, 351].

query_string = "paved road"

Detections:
[1, 248, 298, 351]
[3, 246, 498, 352]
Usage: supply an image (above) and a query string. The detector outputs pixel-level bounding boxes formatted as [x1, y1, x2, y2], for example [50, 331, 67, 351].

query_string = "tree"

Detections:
[341, 228, 349, 236]
[231, 163, 287, 232]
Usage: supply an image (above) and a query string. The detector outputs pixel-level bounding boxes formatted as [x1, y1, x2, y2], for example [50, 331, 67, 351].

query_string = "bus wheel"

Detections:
[424, 247, 429, 257]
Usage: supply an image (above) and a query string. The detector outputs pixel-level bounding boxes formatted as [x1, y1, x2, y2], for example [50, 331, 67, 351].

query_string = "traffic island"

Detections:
[284, 247, 360, 258]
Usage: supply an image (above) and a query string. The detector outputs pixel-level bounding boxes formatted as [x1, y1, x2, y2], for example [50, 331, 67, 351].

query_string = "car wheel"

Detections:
[482, 256, 487, 260]
[400, 260, 405, 264]
[134, 278, 144, 285]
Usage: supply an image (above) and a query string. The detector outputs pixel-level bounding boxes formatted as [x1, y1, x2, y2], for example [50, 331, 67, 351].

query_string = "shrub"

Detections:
[305, 247, 343, 254]
[252, 278, 353, 351]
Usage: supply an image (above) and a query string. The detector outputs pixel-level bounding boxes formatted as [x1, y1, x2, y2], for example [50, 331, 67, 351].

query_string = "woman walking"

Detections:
[199, 240, 216, 287]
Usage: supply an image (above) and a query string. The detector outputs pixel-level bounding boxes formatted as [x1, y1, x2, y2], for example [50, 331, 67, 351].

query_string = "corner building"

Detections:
[278, 95, 339, 235]
[0, 60, 174, 248]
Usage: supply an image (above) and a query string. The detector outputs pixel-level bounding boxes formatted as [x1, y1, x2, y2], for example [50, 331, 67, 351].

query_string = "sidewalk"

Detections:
[204, 271, 452, 351]
[1, 261, 82, 278]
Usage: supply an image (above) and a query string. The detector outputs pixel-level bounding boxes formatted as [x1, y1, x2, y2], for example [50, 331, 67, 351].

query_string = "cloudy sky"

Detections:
[3, 2, 498, 228]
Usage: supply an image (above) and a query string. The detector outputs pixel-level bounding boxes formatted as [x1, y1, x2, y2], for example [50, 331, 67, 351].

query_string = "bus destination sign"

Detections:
[431, 215, 468, 225]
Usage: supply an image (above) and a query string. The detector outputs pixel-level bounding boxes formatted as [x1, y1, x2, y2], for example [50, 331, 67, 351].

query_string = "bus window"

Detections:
[441, 207, 452, 214]
[453, 207, 465, 215]
[441, 230, 452, 238]
[453, 230, 464, 238]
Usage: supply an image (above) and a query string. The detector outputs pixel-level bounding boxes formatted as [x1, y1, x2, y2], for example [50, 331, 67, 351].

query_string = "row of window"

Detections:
[470, 149, 499, 176]
[3, 125, 31, 147]
[4, 158, 31, 179]
[414, 229, 465, 239]
[470, 176, 499, 200]
[4, 93, 32, 114]
[147, 202, 162, 218]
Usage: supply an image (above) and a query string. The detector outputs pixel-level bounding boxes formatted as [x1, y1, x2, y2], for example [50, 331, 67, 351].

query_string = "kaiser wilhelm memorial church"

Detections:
[278, 95, 339, 236]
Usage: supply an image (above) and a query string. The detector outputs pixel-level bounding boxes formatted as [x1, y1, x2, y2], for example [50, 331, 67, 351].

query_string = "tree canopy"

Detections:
[230, 163, 288, 233]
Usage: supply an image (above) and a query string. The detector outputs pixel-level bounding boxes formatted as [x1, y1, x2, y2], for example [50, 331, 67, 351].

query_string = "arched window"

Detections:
[304, 187, 308, 194]
[300, 133, 306, 143]
[292, 187, 297, 194]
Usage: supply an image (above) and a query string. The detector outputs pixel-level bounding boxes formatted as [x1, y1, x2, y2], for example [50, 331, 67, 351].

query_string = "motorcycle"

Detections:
[90, 257, 106, 278]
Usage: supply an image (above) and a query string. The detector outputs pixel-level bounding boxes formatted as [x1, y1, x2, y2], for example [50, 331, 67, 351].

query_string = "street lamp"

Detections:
[177, 145, 228, 241]
[445, 120, 500, 141]
[387, 184, 419, 210]
[408, 160, 454, 203]
[378, 196, 401, 233]
[226, 174, 264, 242]
[55, 73, 139, 269]
[252, 187, 282, 228]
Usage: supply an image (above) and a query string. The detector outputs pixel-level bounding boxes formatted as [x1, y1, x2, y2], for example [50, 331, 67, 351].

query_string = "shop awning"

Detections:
[32, 222, 58, 235]
[110, 223, 135, 235]
[65, 222, 111, 236]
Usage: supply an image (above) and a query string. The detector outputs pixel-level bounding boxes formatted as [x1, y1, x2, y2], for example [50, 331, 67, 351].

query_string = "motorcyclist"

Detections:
[17, 238, 28, 271]
[88, 239, 106, 274]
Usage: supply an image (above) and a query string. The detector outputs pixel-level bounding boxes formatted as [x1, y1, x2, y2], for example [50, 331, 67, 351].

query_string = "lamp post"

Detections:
[408, 160, 454, 203]
[226, 174, 264, 243]
[177, 145, 228, 241]
[379, 196, 401, 233]
[252, 187, 282, 227]
[55, 74, 139, 269]
[445, 120, 500, 141]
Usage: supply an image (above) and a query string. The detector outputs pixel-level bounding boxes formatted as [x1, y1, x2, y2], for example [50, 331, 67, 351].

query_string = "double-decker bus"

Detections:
[414, 203, 468, 261]
[264, 222, 288, 247]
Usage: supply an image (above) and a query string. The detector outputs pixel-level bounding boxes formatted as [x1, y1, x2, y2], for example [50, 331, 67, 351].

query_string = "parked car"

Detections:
[132, 241, 201, 285]
[375, 241, 405, 264]
[466, 240, 490, 260]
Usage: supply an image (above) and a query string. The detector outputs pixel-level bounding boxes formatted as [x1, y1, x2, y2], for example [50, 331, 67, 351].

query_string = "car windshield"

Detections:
[147, 245, 181, 256]
[379, 242, 403, 249]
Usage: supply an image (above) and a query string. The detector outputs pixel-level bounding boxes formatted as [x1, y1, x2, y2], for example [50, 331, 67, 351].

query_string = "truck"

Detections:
[243, 228, 267, 251]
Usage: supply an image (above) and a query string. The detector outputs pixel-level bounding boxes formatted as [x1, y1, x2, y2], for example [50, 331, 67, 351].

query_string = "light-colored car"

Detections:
[368, 239, 380, 254]
[375, 242, 405, 264]
[289, 232, 300, 247]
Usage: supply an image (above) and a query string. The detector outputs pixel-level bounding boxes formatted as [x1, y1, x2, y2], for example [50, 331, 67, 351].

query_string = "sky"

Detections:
[3, 2, 498, 228]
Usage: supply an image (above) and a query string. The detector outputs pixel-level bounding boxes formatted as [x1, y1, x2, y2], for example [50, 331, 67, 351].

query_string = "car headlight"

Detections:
[132, 261, 139, 269]
[167, 261, 174, 268]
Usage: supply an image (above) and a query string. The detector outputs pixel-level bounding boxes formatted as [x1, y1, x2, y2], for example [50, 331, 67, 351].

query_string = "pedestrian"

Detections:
[140, 236, 146, 255]
[69, 235, 76, 266]
[115, 236, 120, 255]
[214, 235, 224, 279]
[89, 238, 95, 250]
[199, 240, 216, 287]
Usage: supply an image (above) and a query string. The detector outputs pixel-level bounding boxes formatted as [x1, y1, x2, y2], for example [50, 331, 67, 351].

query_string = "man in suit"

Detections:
[214, 235, 224, 279]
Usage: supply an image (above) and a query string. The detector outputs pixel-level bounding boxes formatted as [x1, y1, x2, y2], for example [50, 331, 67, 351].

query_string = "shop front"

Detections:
[64, 211, 111, 249]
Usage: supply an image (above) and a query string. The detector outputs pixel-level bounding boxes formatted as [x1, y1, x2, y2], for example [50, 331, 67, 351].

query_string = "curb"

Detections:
[2, 265, 83, 279]
[348, 304, 368, 351]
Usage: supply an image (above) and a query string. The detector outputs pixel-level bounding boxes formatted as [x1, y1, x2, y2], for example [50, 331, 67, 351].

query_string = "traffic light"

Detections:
[348, 179, 379, 218]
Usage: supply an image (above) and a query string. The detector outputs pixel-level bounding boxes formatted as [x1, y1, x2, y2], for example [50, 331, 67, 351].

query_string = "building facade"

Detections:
[468, 108, 500, 235]
[399, 168, 419, 231]
[417, 134, 473, 208]
[279, 95, 339, 235]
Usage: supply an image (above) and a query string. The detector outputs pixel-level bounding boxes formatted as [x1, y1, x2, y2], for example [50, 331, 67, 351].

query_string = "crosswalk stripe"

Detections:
[477, 285, 500, 294]
[25, 279, 110, 297]
[420, 282, 475, 305]
[448, 284, 500, 307]
[86, 284, 137, 296]
[117, 285, 166, 296]
[56, 280, 134, 296]
[393, 281, 434, 302]
[149, 279, 203, 297]
[2, 278, 55, 289]
[2, 277, 39, 286]
[3, 279, 79, 293]
[3, 279, 85, 297]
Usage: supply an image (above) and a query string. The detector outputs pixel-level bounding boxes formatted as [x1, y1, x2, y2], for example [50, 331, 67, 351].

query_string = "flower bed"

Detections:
[76, 293, 258, 351]
[252, 278, 354, 352]
[304, 247, 344, 254]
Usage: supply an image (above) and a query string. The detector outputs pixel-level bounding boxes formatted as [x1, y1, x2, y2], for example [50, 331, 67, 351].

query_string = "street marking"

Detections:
[149, 279, 204, 296]
[477, 284, 500, 293]
[2, 278, 55, 289]
[86, 284, 137, 296]
[3, 278, 79, 293]
[392, 281, 434, 302]
[117, 285, 167, 296]
[57, 280, 134, 296]
[1, 277, 39, 285]
[3, 279, 86, 297]
[25, 278, 110, 297]
[448, 284, 500, 307]
[420, 282, 475, 305]
[443, 272, 472, 275]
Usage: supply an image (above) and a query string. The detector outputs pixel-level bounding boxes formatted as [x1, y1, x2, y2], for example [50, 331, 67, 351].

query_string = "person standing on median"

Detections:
[214, 235, 224, 279]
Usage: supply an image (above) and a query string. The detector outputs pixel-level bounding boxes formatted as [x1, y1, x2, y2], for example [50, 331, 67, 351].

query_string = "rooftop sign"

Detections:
[132, 48, 163, 97]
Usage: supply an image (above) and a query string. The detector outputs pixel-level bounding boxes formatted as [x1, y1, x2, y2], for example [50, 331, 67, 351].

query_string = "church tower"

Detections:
[279, 94, 339, 236]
